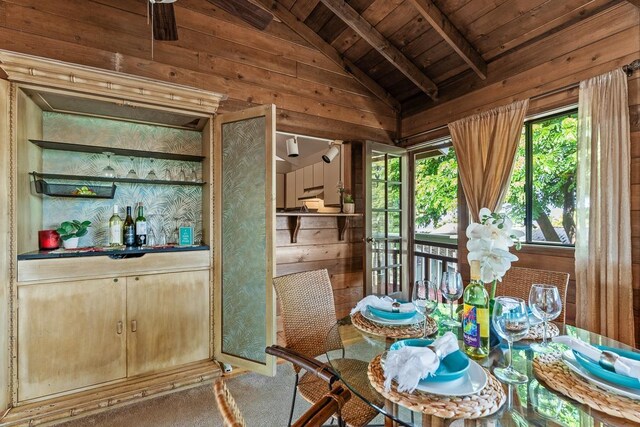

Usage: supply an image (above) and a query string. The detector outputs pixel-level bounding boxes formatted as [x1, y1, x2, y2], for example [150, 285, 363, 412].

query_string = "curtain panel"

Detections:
[576, 68, 635, 346]
[448, 100, 529, 221]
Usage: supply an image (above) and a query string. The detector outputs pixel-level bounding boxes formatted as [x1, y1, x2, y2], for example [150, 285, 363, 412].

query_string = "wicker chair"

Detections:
[214, 378, 351, 427]
[499, 267, 570, 324]
[273, 269, 381, 427]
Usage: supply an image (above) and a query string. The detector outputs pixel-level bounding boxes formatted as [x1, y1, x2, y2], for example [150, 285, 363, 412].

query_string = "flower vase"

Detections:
[487, 281, 501, 348]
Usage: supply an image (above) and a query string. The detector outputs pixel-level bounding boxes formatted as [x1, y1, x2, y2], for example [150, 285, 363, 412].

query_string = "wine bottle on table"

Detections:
[135, 202, 147, 247]
[123, 206, 135, 248]
[108, 205, 123, 246]
[462, 260, 490, 359]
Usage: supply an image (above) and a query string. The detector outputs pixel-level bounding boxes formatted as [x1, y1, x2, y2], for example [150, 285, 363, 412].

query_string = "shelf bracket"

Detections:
[337, 216, 350, 241]
[287, 216, 301, 243]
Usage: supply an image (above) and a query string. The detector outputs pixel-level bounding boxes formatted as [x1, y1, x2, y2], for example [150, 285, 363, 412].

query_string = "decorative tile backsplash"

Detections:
[41, 112, 205, 246]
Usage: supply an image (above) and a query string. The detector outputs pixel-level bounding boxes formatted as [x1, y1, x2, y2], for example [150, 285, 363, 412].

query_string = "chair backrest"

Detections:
[273, 269, 343, 360]
[499, 267, 570, 324]
[214, 378, 350, 427]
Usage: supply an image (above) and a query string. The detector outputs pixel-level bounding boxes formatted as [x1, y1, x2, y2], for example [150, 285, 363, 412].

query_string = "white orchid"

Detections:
[466, 207, 522, 284]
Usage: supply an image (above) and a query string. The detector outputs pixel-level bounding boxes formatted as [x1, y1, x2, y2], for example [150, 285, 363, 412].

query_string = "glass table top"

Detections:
[325, 305, 638, 427]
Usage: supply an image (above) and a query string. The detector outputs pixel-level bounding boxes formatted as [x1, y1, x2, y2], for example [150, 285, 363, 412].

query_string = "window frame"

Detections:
[519, 108, 578, 247]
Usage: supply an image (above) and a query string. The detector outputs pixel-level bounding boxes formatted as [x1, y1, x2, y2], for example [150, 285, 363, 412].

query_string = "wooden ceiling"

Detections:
[252, 0, 626, 115]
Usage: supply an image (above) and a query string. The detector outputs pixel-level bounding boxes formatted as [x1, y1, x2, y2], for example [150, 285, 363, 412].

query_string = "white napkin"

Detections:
[350, 295, 415, 315]
[553, 335, 640, 380]
[383, 332, 459, 393]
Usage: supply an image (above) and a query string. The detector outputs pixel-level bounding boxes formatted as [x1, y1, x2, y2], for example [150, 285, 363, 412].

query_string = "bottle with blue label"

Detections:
[462, 260, 490, 359]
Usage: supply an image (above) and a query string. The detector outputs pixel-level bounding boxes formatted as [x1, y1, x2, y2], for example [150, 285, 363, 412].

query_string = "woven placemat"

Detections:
[367, 355, 506, 419]
[533, 352, 640, 423]
[351, 312, 438, 339]
[524, 322, 559, 340]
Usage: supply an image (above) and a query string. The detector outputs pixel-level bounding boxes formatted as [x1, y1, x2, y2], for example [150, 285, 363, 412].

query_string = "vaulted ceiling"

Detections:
[235, 0, 628, 116]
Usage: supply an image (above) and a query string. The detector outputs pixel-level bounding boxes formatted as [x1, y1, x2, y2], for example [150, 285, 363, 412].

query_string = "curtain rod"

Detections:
[400, 59, 639, 144]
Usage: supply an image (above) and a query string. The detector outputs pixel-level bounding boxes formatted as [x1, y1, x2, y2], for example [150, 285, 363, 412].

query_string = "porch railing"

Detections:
[414, 235, 458, 286]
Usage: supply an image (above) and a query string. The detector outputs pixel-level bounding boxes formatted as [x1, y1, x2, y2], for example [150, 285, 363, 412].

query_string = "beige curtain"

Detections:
[576, 69, 634, 346]
[448, 100, 529, 221]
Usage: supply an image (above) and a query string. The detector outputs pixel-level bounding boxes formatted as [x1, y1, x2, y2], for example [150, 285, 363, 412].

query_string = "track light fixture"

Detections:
[322, 143, 340, 163]
[286, 136, 299, 158]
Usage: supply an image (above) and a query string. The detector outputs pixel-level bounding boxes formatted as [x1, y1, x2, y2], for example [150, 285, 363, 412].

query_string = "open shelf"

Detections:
[32, 177, 116, 199]
[30, 139, 205, 162]
[30, 172, 205, 187]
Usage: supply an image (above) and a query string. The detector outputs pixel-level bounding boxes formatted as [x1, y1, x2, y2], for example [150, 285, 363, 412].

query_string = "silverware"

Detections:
[599, 350, 619, 372]
[391, 301, 401, 313]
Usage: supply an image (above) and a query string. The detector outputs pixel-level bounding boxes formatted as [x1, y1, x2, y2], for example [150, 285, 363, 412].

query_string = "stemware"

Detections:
[163, 167, 173, 181]
[492, 296, 530, 384]
[412, 280, 438, 337]
[146, 159, 158, 180]
[529, 284, 562, 353]
[126, 156, 138, 179]
[189, 168, 198, 182]
[102, 152, 116, 178]
[178, 168, 187, 182]
[440, 271, 463, 327]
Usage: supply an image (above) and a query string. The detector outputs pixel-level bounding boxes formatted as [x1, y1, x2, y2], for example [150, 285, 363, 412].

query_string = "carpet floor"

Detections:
[56, 364, 332, 427]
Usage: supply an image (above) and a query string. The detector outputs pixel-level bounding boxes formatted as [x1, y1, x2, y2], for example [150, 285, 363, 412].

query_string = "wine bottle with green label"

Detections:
[462, 260, 490, 359]
[135, 202, 147, 247]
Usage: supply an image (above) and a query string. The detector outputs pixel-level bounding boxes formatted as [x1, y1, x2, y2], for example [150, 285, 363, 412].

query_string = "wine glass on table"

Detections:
[412, 280, 438, 337]
[440, 271, 463, 327]
[528, 284, 562, 353]
[492, 296, 530, 384]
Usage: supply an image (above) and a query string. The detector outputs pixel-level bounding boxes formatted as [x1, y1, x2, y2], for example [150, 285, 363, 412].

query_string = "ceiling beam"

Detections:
[625, 0, 640, 7]
[253, 0, 401, 112]
[408, 0, 487, 80]
[319, 0, 438, 100]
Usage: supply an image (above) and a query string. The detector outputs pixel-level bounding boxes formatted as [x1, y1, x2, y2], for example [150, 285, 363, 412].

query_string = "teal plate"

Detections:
[390, 338, 469, 382]
[573, 345, 640, 390]
[367, 305, 416, 320]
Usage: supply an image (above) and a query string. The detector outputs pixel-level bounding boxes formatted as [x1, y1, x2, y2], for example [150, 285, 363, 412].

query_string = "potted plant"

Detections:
[56, 220, 91, 249]
[343, 192, 355, 214]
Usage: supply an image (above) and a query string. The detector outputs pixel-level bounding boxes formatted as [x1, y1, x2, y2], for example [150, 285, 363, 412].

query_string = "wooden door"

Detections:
[214, 105, 276, 376]
[126, 270, 210, 377]
[17, 278, 126, 401]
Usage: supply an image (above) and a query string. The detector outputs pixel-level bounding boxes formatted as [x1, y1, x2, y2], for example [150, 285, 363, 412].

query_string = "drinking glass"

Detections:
[146, 159, 158, 180]
[529, 284, 562, 353]
[163, 167, 173, 181]
[440, 271, 463, 327]
[492, 296, 530, 384]
[102, 152, 116, 178]
[178, 168, 186, 181]
[189, 168, 198, 182]
[412, 280, 438, 337]
[126, 156, 138, 179]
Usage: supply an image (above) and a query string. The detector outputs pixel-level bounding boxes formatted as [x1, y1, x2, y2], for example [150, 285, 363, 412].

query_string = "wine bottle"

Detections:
[135, 202, 147, 247]
[123, 206, 135, 247]
[462, 260, 490, 359]
[108, 205, 123, 246]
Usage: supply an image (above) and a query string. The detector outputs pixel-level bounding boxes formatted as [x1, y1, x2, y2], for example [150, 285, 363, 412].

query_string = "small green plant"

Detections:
[343, 193, 354, 203]
[56, 220, 91, 241]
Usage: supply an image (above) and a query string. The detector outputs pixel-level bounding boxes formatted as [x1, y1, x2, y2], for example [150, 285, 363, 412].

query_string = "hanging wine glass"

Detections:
[126, 156, 138, 179]
[189, 167, 198, 182]
[178, 168, 186, 182]
[146, 159, 158, 180]
[102, 152, 116, 178]
[164, 167, 173, 181]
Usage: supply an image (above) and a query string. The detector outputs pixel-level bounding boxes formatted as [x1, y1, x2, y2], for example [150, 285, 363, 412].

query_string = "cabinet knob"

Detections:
[135, 277, 139, 281]
[113, 278, 118, 283]
[131, 320, 137, 332]
[116, 321, 123, 335]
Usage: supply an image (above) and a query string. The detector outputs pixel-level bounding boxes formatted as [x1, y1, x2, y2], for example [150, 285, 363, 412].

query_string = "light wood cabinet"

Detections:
[295, 168, 304, 207]
[276, 173, 285, 209]
[313, 162, 324, 187]
[127, 270, 210, 377]
[303, 164, 314, 190]
[324, 155, 341, 206]
[285, 171, 296, 209]
[18, 278, 127, 401]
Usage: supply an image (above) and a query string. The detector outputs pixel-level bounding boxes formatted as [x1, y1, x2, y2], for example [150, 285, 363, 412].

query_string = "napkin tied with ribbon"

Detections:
[350, 295, 414, 315]
[383, 332, 459, 393]
[553, 335, 640, 380]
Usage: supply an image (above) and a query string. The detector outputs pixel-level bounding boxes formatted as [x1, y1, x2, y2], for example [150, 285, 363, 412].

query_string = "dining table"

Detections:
[324, 305, 639, 427]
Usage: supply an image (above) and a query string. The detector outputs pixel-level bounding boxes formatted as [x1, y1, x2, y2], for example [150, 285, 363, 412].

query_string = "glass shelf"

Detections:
[31, 172, 205, 187]
[30, 139, 205, 162]
[32, 176, 116, 199]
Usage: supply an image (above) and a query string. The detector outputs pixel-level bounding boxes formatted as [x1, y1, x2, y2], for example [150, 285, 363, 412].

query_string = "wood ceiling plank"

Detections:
[206, 0, 273, 30]
[320, 0, 438, 99]
[625, 0, 640, 6]
[253, 0, 401, 111]
[408, 0, 487, 79]
[290, 0, 321, 21]
[318, 0, 372, 44]
[304, 2, 334, 32]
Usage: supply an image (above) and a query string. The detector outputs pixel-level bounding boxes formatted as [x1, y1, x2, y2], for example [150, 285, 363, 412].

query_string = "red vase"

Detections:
[38, 230, 60, 250]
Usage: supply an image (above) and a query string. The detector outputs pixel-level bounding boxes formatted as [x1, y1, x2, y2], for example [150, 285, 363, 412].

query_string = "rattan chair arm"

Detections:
[291, 385, 351, 427]
[266, 345, 338, 383]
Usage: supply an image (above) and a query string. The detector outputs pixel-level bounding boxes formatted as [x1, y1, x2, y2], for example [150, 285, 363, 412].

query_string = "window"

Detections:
[502, 109, 578, 245]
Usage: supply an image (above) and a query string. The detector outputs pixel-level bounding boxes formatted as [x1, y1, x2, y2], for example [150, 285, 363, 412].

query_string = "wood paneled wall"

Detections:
[0, 0, 396, 142]
[404, 3, 639, 343]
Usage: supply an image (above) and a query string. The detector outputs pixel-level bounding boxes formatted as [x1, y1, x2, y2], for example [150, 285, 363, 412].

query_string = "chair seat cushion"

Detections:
[298, 358, 382, 427]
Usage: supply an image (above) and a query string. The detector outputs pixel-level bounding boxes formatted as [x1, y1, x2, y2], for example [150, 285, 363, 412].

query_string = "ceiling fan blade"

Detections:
[152, 3, 178, 41]
[207, 0, 273, 31]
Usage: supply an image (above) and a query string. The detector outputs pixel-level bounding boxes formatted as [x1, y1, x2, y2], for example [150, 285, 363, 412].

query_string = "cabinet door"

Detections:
[295, 168, 304, 207]
[276, 173, 285, 209]
[313, 162, 324, 187]
[324, 155, 341, 206]
[17, 278, 126, 401]
[285, 171, 296, 209]
[127, 270, 210, 377]
[303, 165, 314, 190]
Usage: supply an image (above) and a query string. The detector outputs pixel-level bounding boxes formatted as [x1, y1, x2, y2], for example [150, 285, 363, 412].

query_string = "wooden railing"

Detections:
[414, 236, 458, 286]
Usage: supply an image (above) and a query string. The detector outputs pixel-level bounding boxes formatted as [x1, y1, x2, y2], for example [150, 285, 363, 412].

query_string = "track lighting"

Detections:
[322, 144, 340, 163]
[286, 137, 299, 158]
